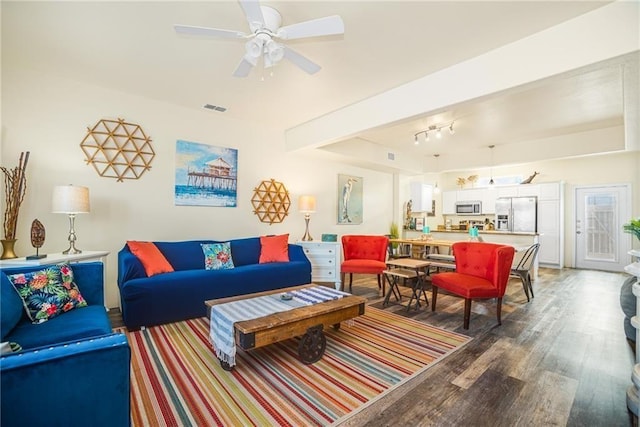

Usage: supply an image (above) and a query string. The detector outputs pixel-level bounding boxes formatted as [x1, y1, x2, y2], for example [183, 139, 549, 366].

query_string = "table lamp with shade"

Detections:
[52, 185, 90, 254]
[298, 195, 316, 241]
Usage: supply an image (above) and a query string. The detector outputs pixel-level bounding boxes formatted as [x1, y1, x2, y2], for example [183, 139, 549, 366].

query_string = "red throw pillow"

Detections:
[259, 234, 290, 263]
[127, 241, 174, 277]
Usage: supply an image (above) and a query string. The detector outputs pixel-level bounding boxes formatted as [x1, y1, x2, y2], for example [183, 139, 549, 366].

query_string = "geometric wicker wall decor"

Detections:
[80, 118, 155, 182]
[251, 178, 290, 224]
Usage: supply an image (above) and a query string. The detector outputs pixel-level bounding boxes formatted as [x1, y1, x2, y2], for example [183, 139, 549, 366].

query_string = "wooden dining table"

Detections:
[389, 238, 456, 257]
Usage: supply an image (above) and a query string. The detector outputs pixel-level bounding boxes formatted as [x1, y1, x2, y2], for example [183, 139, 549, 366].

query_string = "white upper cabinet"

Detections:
[496, 184, 540, 198]
[539, 182, 561, 200]
[410, 182, 433, 212]
[442, 191, 457, 215]
[482, 189, 497, 214]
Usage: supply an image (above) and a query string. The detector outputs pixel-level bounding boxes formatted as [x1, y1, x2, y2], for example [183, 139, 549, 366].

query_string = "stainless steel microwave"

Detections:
[455, 201, 482, 215]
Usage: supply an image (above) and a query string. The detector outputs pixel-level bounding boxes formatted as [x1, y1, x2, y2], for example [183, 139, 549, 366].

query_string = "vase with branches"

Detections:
[1, 152, 30, 258]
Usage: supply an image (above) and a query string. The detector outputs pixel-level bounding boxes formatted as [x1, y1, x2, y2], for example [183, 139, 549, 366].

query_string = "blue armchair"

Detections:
[1, 262, 131, 427]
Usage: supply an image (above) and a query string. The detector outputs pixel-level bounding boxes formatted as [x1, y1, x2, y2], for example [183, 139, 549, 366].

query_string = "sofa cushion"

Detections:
[6, 263, 87, 324]
[127, 241, 174, 276]
[4, 305, 111, 351]
[202, 243, 235, 270]
[154, 240, 219, 271]
[1, 274, 24, 341]
[259, 234, 290, 263]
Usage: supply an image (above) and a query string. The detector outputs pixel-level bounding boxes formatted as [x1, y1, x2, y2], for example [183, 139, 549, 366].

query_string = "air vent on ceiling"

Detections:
[203, 104, 227, 112]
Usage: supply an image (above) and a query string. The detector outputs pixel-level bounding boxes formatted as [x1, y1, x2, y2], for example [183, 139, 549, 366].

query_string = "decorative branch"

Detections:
[1, 152, 30, 240]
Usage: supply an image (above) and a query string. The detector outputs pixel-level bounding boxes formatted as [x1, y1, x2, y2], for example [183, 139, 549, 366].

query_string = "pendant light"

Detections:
[433, 154, 441, 194]
[488, 145, 495, 187]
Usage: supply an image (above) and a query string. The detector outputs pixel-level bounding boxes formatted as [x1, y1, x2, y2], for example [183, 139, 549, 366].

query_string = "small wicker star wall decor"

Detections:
[251, 179, 291, 224]
[80, 118, 155, 182]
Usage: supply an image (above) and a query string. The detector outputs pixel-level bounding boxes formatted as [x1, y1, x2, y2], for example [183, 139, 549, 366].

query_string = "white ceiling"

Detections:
[2, 0, 636, 172]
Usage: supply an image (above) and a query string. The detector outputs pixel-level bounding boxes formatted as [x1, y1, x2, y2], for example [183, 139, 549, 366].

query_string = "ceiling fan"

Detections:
[174, 0, 345, 77]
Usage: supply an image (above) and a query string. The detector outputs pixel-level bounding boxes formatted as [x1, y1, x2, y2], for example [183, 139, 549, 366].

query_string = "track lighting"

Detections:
[413, 122, 454, 145]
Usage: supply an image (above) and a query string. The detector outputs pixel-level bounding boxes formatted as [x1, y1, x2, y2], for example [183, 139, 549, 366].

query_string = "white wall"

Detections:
[1, 67, 393, 308]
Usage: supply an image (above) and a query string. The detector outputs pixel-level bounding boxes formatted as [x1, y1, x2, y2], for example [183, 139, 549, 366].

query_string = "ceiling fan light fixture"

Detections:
[245, 38, 264, 58]
[265, 39, 284, 63]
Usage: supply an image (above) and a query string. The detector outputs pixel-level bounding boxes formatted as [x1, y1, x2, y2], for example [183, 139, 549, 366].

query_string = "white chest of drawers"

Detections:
[297, 241, 341, 289]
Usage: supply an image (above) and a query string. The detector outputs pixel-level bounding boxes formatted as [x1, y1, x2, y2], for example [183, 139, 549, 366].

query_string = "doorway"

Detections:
[575, 184, 632, 272]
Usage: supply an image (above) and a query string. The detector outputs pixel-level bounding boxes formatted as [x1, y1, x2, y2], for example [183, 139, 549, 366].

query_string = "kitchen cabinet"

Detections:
[536, 182, 563, 268]
[496, 184, 540, 198]
[442, 191, 457, 215]
[410, 182, 433, 212]
[539, 182, 560, 200]
[457, 188, 483, 202]
[481, 189, 497, 214]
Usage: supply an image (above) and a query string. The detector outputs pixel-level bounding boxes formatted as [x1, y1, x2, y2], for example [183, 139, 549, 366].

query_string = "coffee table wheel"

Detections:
[332, 323, 341, 330]
[298, 324, 326, 365]
[219, 358, 234, 372]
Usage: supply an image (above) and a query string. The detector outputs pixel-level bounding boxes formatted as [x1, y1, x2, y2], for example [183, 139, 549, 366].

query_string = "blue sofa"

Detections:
[1, 262, 131, 427]
[118, 237, 312, 330]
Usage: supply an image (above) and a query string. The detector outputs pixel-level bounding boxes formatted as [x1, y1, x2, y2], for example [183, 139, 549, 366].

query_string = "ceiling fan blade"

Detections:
[238, 0, 265, 29]
[233, 56, 255, 78]
[283, 46, 321, 75]
[174, 24, 246, 39]
[277, 15, 344, 40]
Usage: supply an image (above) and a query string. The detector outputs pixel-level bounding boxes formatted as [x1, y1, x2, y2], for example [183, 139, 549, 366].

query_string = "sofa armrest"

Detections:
[118, 245, 146, 286]
[289, 243, 310, 263]
[1, 332, 131, 427]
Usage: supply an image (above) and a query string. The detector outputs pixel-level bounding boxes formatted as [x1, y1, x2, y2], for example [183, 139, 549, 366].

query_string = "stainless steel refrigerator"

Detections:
[495, 196, 537, 232]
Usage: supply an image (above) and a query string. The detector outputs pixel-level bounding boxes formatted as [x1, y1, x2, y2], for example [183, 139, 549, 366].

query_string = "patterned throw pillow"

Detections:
[201, 243, 235, 270]
[7, 263, 87, 324]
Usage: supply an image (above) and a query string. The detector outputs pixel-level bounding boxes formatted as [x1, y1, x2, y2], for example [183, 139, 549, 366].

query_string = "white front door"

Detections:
[575, 184, 632, 272]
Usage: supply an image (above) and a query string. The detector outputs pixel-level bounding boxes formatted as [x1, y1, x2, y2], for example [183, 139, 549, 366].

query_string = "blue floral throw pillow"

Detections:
[7, 263, 87, 324]
[202, 243, 235, 270]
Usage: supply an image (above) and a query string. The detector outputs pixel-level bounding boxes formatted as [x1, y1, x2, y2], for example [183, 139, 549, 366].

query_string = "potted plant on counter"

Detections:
[624, 218, 640, 242]
[389, 222, 399, 252]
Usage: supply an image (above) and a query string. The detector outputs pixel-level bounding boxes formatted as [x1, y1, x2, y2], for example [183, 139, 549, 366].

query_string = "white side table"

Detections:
[1, 251, 110, 306]
[296, 241, 341, 290]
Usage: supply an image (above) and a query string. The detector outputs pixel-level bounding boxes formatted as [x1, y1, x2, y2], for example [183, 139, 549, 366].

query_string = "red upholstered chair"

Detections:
[431, 242, 515, 329]
[340, 235, 389, 294]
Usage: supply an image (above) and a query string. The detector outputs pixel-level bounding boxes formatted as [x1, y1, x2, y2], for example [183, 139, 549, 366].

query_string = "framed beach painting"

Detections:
[337, 174, 363, 224]
[175, 140, 238, 207]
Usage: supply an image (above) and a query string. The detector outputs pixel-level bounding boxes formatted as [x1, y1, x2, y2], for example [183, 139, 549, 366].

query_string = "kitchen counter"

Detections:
[431, 229, 539, 236]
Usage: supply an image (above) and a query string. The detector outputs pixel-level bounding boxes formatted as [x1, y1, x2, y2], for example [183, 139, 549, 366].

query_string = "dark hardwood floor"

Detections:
[109, 267, 635, 426]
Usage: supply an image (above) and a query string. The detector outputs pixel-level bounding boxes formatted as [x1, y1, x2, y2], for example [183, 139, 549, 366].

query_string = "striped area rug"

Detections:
[126, 307, 470, 426]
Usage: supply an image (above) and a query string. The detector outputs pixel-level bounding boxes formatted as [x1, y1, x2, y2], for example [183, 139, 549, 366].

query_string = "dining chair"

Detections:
[340, 235, 389, 294]
[510, 243, 540, 302]
[431, 242, 515, 329]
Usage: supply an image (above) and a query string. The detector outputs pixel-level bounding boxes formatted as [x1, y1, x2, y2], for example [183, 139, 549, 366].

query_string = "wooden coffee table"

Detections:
[205, 284, 366, 370]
